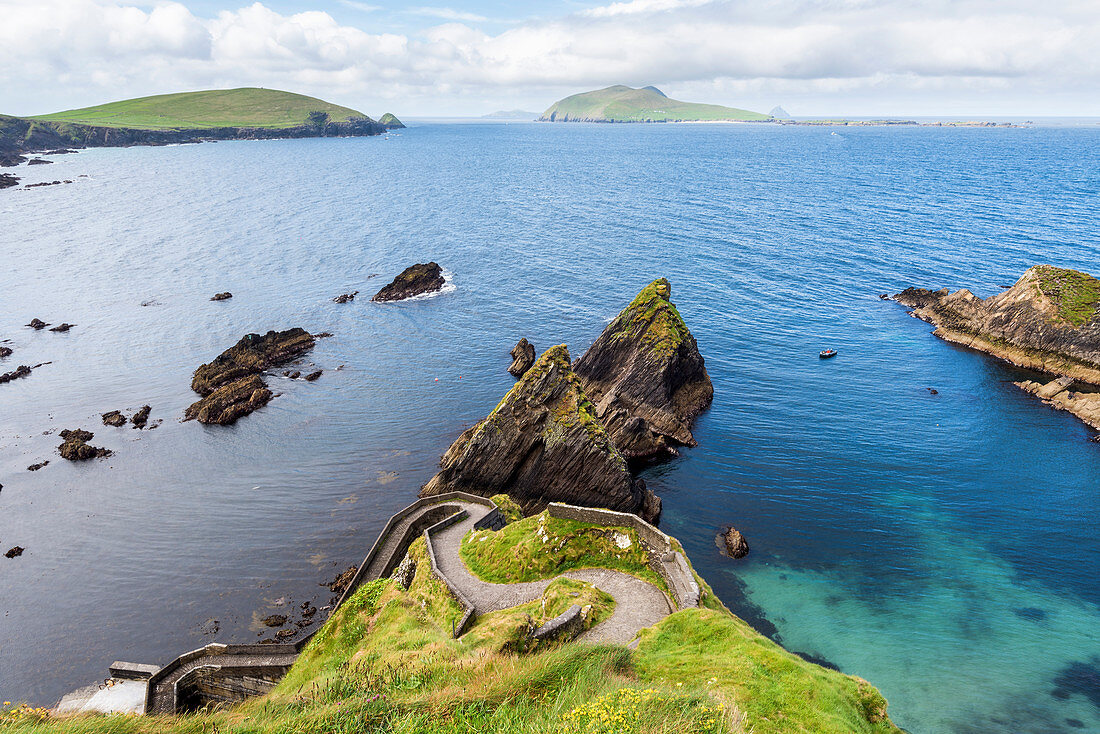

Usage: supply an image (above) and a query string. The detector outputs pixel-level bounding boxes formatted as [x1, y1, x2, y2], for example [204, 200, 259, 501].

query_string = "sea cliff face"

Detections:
[574, 278, 713, 462]
[419, 344, 661, 523]
[896, 265, 1100, 429]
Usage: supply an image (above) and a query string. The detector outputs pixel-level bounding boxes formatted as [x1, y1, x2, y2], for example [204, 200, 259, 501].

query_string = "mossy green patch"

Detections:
[489, 494, 524, 523]
[1035, 265, 1100, 327]
[460, 512, 668, 596]
[609, 278, 691, 359]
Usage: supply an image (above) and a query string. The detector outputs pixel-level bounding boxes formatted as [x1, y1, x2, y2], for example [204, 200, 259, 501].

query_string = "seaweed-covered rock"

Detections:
[573, 278, 713, 462]
[131, 405, 151, 428]
[1, 365, 32, 384]
[184, 374, 273, 425]
[49, 323, 74, 332]
[333, 291, 358, 304]
[102, 410, 127, 427]
[508, 338, 536, 378]
[26, 318, 49, 330]
[210, 292, 233, 301]
[371, 263, 445, 302]
[58, 428, 112, 460]
[191, 329, 314, 395]
[717, 526, 750, 559]
[420, 344, 660, 523]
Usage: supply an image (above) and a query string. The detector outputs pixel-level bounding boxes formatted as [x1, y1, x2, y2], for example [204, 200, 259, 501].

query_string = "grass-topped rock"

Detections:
[420, 344, 661, 522]
[371, 262, 445, 302]
[574, 278, 713, 462]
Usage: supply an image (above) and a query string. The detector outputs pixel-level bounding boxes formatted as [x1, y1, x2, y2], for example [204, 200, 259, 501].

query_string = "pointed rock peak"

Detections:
[770, 105, 791, 119]
[575, 278, 712, 462]
[421, 344, 659, 523]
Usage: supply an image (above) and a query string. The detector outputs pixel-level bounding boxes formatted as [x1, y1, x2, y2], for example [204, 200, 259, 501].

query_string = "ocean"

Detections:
[1, 120, 1099, 733]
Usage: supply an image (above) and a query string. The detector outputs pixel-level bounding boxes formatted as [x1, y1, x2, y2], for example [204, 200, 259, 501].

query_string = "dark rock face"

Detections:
[717, 526, 750, 559]
[26, 318, 49, 330]
[371, 262, 445, 302]
[58, 428, 112, 460]
[333, 291, 358, 304]
[1, 365, 32, 383]
[102, 410, 127, 427]
[508, 338, 536, 378]
[210, 292, 233, 301]
[420, 344, 660, 523]
[5, 546, 23, 558]
[131, 405, 152, 428]
[573, 278, 713, 462]
[49, 323, 74, 332]
[185, 329, 314, 424]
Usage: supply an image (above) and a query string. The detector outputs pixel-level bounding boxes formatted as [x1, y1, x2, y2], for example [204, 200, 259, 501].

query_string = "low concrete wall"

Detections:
[175, 664, 289, 712]
[533, 604, 584, 643]
[423, 510, 479, 637]
[547, 503, 700, 610]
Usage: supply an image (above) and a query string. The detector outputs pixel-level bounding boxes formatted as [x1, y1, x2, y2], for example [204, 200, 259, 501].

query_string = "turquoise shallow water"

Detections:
[1, 121, 1099, 732]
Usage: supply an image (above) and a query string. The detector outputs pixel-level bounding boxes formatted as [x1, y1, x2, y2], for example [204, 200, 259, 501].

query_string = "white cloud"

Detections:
[338, 0, 381, 12]
[0, 0, 1097, 116]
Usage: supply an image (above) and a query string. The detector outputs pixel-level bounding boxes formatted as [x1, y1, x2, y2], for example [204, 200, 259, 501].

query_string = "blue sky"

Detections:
[2, 0, 1098, 117]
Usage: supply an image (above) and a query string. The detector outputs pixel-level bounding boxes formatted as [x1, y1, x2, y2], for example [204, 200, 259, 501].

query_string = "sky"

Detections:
[1, 0, 1098, 118]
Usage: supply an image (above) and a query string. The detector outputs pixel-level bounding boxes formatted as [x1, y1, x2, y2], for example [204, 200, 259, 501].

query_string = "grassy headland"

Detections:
[3, 514, 902, 733]
[540, 85, 770, 123]
[29, 88, 369, 130]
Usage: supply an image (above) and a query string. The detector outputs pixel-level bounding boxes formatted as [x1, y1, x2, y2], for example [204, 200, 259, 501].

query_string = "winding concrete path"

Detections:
[432, 504, 672, 645]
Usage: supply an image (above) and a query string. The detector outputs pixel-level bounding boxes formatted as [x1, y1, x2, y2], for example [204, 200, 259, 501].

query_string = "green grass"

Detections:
[541, 85, 769, 123]
[460, 511, 669, 597]
[29, 88, 368, 130]
[1035, 265, 1100, 327]
[608, 278, 691, 359]
[5, 523, 901, 733]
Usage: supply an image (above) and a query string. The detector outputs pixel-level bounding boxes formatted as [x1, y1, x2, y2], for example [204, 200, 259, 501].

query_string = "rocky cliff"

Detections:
[420, 345, 661, 523]
[573, 278, 713, 462]
[896, 265, 1100, 431]
[185, 329, 315, 424]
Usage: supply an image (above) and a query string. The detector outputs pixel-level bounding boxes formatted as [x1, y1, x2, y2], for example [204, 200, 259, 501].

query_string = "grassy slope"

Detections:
[542, 85, 770, 122]
[1034, 265, 1100, 327]
[29, 88, 368, 130]
[3, 520, 902, 734]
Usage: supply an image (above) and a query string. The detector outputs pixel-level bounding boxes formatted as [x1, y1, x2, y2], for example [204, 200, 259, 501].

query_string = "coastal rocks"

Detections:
[0, 365, 32, 383]
[24, 180, 73, 189]
[102, 411, 127, 427]
[717, 527, 750, 559]
[5, 546, 24, 558]
[27, 460, 48, 471]
[262, 615, 287, 627]
[0, 173, 18, 189]
[27, 158, 52, 165]
[58, 429, 112, 461]
[304, 370, 322, 382]
[371, 262, 445, 302]
[26, 318, 49, 330]
[327, 566, 358, 594]
[185, 328, 314, 424]
[333, 291, 358, 304]
[420, 344, 660, 523]
[131, 405, 151, 429]
[49, 323, 74, 332]
[210, 292, 233, 301]
[379, 113, 406, 129]
[573, 278, 713, 462]
[0, 347, 11, 358]
[508, 338, 536, 378]
[896, 266, 1100, 431]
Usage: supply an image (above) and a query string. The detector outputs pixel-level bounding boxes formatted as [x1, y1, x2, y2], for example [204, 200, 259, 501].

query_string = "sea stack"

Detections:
[508, 338, 536, 377]
[896, 265, 1100, 430]
[573, 278, 713, 462]
[371, 263, 445, 302]
[185, 328, 314, 424]
[420, 344, 661, 523]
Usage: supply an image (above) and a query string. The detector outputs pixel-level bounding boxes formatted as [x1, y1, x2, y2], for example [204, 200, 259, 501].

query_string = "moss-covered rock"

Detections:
[574, 278, 713, 462]
[379, 112, 406, 129]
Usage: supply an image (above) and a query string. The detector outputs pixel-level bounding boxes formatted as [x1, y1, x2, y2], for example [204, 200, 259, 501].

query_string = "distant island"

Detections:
[539, 85, 770, 123]
[0, 88, 404, 166]
[481, 110, 540, 120]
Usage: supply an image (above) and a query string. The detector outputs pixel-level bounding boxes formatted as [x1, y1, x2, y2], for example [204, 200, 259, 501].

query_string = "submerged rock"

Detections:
[333, 291, 358, 304]
[185, 329, 314, 424]
[58, 428, 111, 460]
[210, 292, 233, 301]
[371, 262, 445, 302]
[0, 173, 20, 189]
[717, 526, 750, 559]
[26, 318, 49, 330]
[27, 460, 48, 471]
[49, 323, 74, 332]
[573, 278, 713, 462]
[0, 346, 11, 358]
[420, 344, 660, 523]
[896, 266, 1100, 430]
[262, 614, 287, 627]
[0, 365, 32, 384]
[131, 405, 151, 428]
[508, 338, 536, 378]
[102, 410, 126, 427]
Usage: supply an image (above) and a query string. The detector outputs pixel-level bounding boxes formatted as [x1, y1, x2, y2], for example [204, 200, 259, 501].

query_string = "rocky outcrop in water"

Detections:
[49, 323, 74, 332]
[896, 266, 1100, 430]
[102, 410, 126, 427]
[371, 263, 445, 302]
[131, 405, 152, 428]
[5, 546, 23, 558]
[0, 173, 18, 189]
[573, 278, 713, 462]
[333, 291, 358, 304]
[58, 429, 112, 460]
[26, 318, 49, 330]
[1, 365, 32, 384]
[420, 344, 660, 523]
[717, 526, 750, 559]
[210, 292, 233, 301]
[508, 338, 536, 377]
[185, 329, 314, 424]
[0, 347, 12, 358]
[379, 113, 406, 129]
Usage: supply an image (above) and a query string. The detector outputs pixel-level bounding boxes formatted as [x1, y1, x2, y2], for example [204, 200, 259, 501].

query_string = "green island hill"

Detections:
[2, 502, 901, 733]
[539, 85, 771, 123]
[0, 88, 404, 164]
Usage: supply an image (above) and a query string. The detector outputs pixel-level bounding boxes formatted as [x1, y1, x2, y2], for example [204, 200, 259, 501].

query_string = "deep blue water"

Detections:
[2, 121, 1099, 733]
